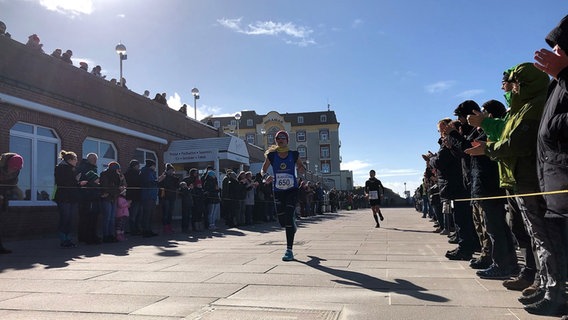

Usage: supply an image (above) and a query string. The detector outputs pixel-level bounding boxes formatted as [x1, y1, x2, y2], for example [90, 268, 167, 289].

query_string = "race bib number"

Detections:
[275, 173, 294, 190]
[369, 191, 378, 200]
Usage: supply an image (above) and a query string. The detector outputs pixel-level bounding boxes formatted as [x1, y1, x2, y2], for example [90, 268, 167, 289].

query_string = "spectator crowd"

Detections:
[415, 15, 568, 317]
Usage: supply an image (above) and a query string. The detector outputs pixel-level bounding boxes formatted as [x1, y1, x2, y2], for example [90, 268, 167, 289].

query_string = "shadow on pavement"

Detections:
[0, 212, 347, 272]
[299, 255, 450, 303]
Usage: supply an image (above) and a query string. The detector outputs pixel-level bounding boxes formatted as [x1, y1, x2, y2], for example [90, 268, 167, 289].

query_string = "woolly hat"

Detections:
[85, 170, 99, 182]
[481, 100, 507, 119]
[145, 159, 156, 167]
[207, 170, 216, 177]
[6, 154, 23, 171]
[129, 159, 140, 168]
[453, 100, 481, 117]
[275, 130, 289, 141]
[108, 161, 120, 171]
[165, 163, 175, 171]
[546, 14, 568, 50]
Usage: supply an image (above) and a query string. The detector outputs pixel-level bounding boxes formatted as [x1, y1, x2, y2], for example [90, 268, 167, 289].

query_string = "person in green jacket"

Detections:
[468, 66, 541, 294]
[465, 62, 564, 314]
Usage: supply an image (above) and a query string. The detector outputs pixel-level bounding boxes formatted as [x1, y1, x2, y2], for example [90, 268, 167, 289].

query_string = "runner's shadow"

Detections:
[300, 255, 449, 303]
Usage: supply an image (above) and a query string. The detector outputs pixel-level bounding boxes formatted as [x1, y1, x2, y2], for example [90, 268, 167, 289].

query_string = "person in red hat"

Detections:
[0, 153, 24, 253]
[261, 130, 305, 261]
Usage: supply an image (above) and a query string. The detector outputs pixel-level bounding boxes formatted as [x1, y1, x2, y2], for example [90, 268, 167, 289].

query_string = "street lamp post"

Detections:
[314, 164, 319, 183]
[404, 182, 407, 197]
[115, 43, 127, 86]
[191, 88, 199, 120]
[234, 113, 241, 138]
[260, 128, 266, 148]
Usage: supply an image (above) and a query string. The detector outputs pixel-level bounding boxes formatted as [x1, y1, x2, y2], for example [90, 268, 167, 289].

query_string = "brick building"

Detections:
[204, 110, 353, 191]
[0, 36, 263, 238]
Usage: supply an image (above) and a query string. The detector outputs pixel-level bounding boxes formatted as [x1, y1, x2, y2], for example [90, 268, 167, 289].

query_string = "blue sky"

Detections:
[2, 0, 566, 196]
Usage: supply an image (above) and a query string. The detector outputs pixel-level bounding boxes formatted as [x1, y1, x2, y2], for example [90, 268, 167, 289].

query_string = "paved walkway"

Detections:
[0, 208, 550, 319]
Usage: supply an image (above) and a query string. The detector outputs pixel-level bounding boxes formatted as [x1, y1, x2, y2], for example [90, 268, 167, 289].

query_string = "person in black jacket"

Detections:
[159, 163, 179, 234]
[54, 150, 86, 247]
[526, 15, 568, 316]
[430, 119, 477, 261]
[76, 153, 99, 244]
[99, 161, 123, 243]
[448, 100, 518, 277]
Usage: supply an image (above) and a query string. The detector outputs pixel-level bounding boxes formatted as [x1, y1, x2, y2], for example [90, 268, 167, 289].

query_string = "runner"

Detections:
[365, 170, 385, 228]
[261, 130, 305, 261]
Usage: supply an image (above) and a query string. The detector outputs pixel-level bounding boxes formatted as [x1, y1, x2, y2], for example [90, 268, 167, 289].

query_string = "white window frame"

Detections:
[319, 129, 329, 141]
[246, 133, 255, 144]
[320, 115, 327, 122]
[213, 120, 220, 128]
[297, 116, 304, 124]
[9, 122, 60, 206]
[297, 130, 306, 142]
[246, 119, 253, 127]
[298, 145, 307, 158]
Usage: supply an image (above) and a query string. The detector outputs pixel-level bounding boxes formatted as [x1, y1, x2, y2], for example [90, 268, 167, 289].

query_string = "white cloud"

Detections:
[456, 89, 484, 98]
[39, 0, 93, 16]
[117, 14, 125, 18]
[352, 19, 364, 28]
[425, 80, 455, 93]
[218, 17, 316, 47]
[167, 92, 224, 120]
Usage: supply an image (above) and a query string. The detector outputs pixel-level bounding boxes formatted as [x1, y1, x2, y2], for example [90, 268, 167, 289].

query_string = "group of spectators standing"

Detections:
[419, 15, 568, 317]
[47, 150, 334, 247]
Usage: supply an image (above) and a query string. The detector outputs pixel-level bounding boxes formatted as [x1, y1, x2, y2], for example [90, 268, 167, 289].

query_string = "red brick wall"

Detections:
[0, 36, 225, 239]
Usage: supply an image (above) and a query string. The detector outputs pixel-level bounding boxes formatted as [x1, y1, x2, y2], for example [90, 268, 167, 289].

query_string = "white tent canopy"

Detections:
[164, 136, 250, 174]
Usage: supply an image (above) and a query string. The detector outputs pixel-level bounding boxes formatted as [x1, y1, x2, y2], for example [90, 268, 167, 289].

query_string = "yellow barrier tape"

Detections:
[454, 189, 568, 202]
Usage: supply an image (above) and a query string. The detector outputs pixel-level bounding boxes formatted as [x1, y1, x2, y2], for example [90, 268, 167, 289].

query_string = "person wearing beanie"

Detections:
[0, 153, 24, 253]
[158, 163, 179, 234]
[523, 14, 568, 317]
[442, 101, 482, 263]
[261, 130, 305, 261]
[449, 99, 520, 279]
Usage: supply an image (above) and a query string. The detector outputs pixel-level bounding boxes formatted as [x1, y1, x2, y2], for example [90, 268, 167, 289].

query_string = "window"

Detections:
[82, 138, 117, 173]
[320, 114, 327, 122]
[320, 145, 330, 158]
[321, 161, 331, 174]
[297, 116, 304, 124]
[297, 130, 306, 142]
[213, 120, 220, 128]
[9, 122, 60, 203]
[297, 146, 307, 158]
[230, 119, 236, 126]
[247, 119, 253, 127]
[246, 133, 255, 144]
[319, 129, 329, 141]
